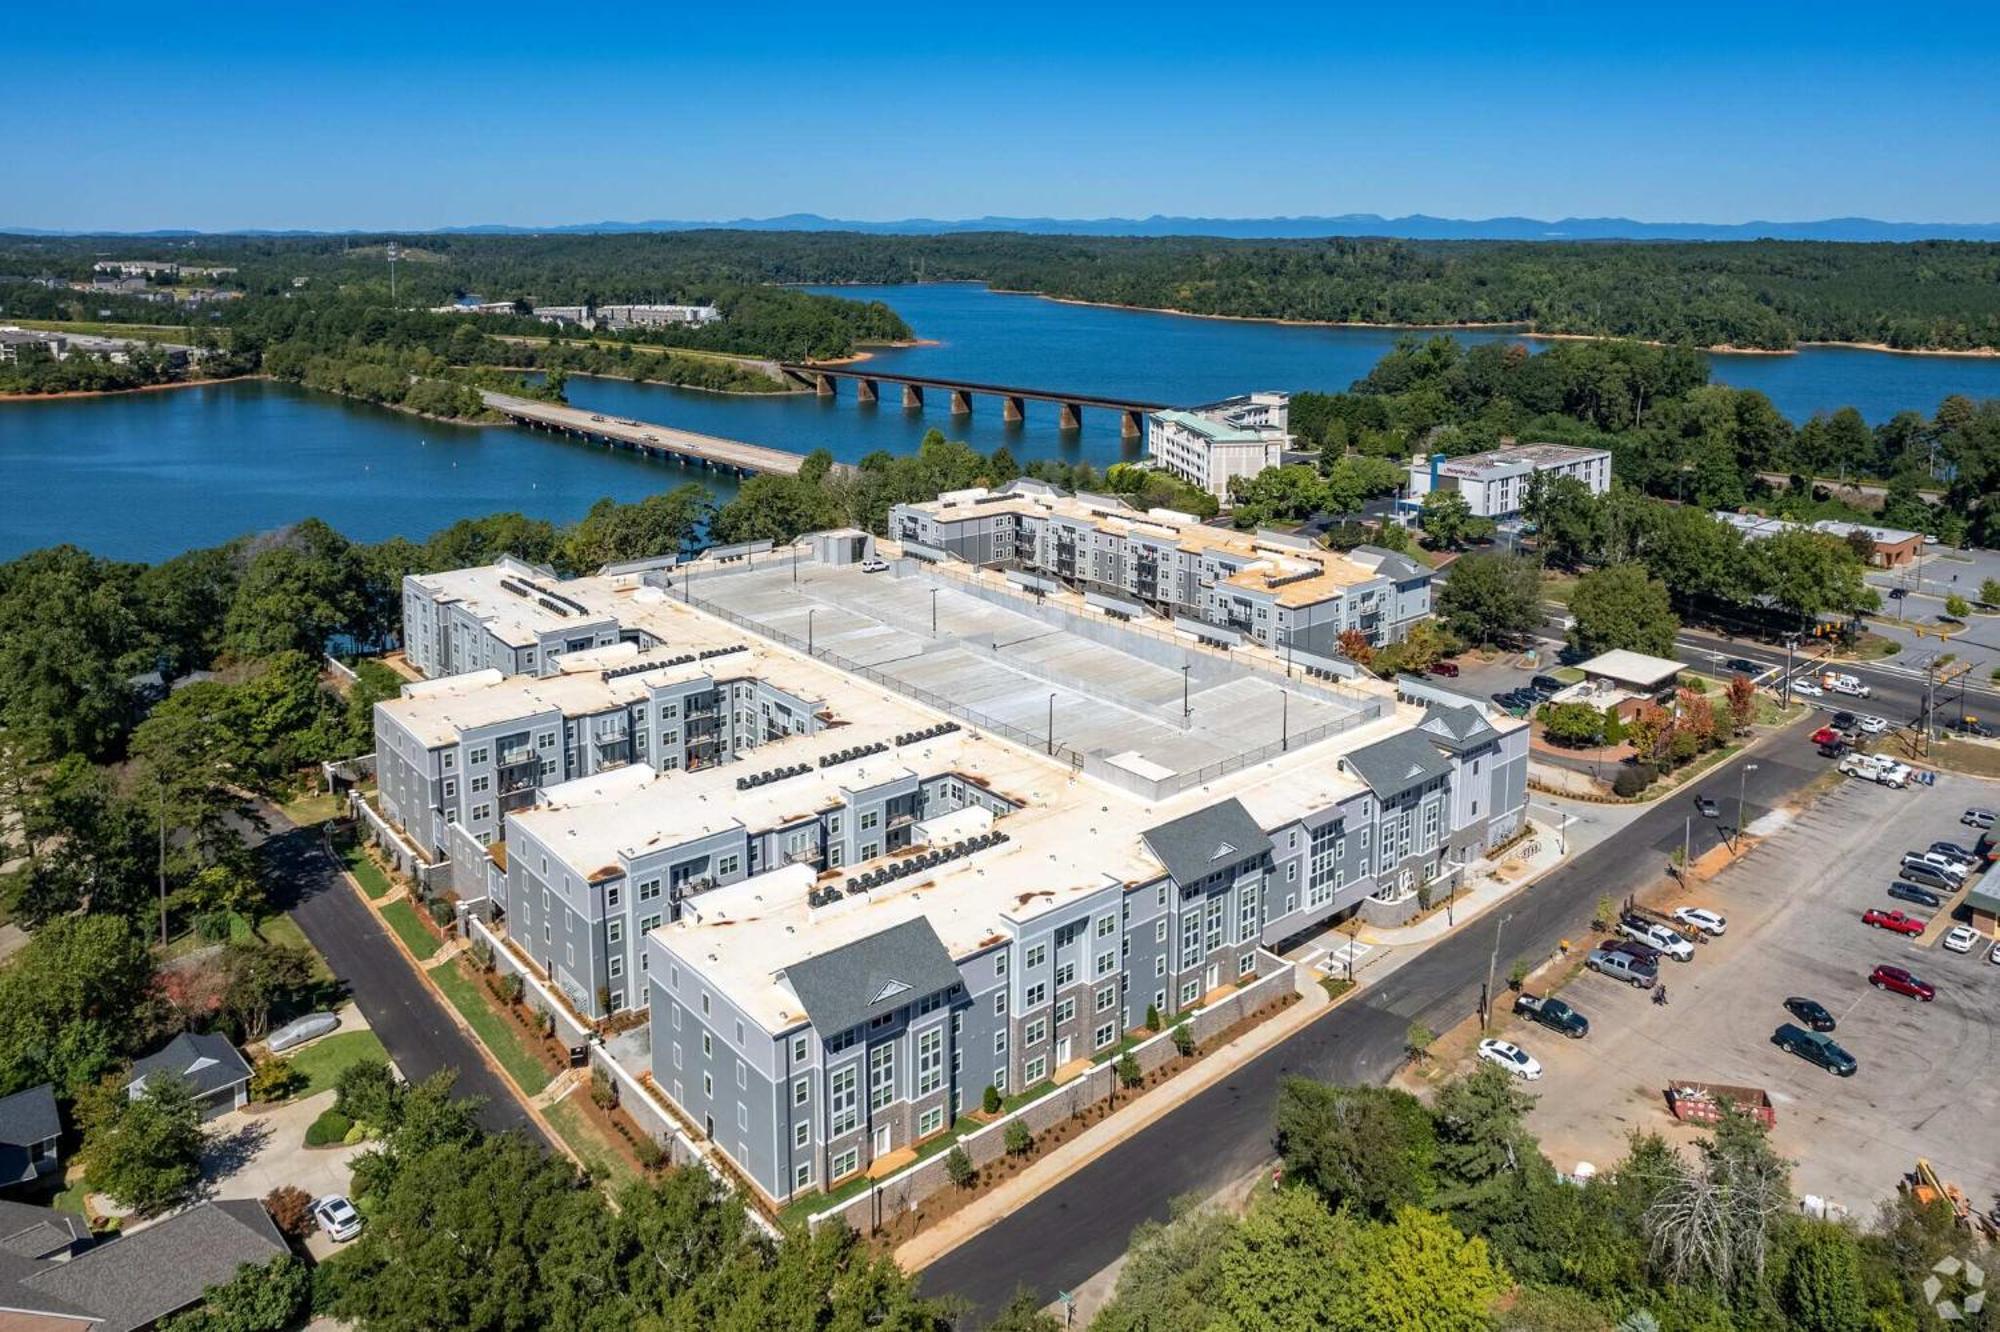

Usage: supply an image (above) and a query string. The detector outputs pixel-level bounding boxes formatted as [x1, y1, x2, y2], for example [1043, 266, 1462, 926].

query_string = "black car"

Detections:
[1831, 711, 1858, 732]
[1725, 657, 1760, 675]
[1773, 1023, 1857, 1076]
[1889, 587, 1909, 600]
[1530, 674, 1565, 694]
[1887, 880, 1943, 909]
[1945, 716, 1995, 738]
[1695, 795, 1721, 818]
[1784, 997, 1836, 1032]
[1817, 740, 1849, 759]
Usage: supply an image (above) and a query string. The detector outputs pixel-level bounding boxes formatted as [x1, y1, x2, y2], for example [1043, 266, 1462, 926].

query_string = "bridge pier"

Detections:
[949, 389, 973, 416]
[814, 373, 835, 397]
[1121, 409, 1144, 439]
[1057, 401, 1082, 431]
[902, 383, 925, 409]
[1002, 394, 1025, 424]
[856, 377, 879, 404]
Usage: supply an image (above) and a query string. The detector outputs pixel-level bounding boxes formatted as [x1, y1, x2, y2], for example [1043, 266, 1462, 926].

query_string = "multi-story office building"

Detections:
[1405, 443, 1613, 519]
[889, 481, 1432, 651]
[1145, 392, 1293, 501]
[401, 557, 624, 679]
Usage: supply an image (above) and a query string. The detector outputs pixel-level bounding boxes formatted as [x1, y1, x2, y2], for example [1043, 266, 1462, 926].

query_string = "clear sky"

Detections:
[9, 0, 1999, 232]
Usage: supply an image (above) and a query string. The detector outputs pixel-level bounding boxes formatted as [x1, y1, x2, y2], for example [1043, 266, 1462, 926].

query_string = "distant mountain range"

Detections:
[9, 213, 2000, 241]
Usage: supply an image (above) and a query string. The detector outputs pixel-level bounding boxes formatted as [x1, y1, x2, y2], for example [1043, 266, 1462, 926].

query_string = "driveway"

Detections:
[202, 1089, 365, 1205]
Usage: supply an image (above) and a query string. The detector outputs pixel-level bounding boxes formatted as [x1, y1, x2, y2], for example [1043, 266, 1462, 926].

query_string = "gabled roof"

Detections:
[19, 1200, 287, 1332]
[1341, 730, 1454, 799]
[0, 1198, 88, 1262]
[782, 918, 963, 1037]
[126, 1032, 250, 1100]
[1416, 703, 1499, 755]
[0, 1084, 60, 1184]
[1142, 798, 1274, 886]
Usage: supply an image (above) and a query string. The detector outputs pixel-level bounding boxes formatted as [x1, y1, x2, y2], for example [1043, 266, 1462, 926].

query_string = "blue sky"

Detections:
[8, 1, 2000, 231]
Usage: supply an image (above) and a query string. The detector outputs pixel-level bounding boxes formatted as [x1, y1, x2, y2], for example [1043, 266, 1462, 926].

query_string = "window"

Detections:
[1155, 920, 1167, 944]
[994, 951, 1008, 976]
[1054, 997, 1076, 1026]
[1095, 1022, 1116, 1050]
[868, 1044, 896, 1111]
[469, 775, 490, 794]
[859, 810, 879, 831]
[1054, 958, 1076, 987]
[701, 1033, 712, 1057]
[1423, 801, 1440, 851]
[1025, 943, 1046, 969]
[640, 913, 663, 934]
[703, 1072, 712, 1097]
[1239, 953, 1259, 977]
[1180, 912, 1202, 969]
[442, 779, 456, 799]
[1024, 1055, 1047, 1086]
[736, 1062, 746, 1089]
[831, 1147, 859, 1181]
[918, 1105, 944, 1138]
[917, 1027, 943, 1096]
[794, 1161, 813, 1191]
[794, 1076, 809, 1106]
[442, 752, 455, 771]
[470, 803, 491, 822]
[1154, 989, 1166, 1013]
[607, 886, 622, 910]
[607, 920, 623, 944]
[468, 747, 489, 765]
[993, 1067, 1008, 1093]
[830, 1066, 859, 1135]
[858, 843, 878, 862]
[1095, 951, 1115, 978]
[1156, 884, 1168, 908]
[993, 990, 1007, 1017]
[1096, 914, 1115, 938]
[1095, 983, 1117, 1013]
[1025, 982, 1046, 1008]
[717, 854, 740, 878]
[700, 993, 711, 1016]
[1025, 1018, 1047, 1047]
[672, 1042, 682, 1069]
[1180, 979, 1201, 1005]
[994, 1031, 1008, 1055]
[792, 1034, 809, 1063]
[609, 956, 623, 979]
[609, 989, 623, 1010]
[639, 879, 662, 903]
[1154, 956, 1166, 977]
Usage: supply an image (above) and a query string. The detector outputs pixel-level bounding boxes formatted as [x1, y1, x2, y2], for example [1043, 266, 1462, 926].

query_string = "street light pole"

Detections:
[1047, 692, 1056, 756]
[1735, 762, 1758, 850]
[1782, 635, 1796, 707]
[1182, 664, 1191, 721]
[807, 608, 816, 657]
[931, 588, 939, 635]
[1281, 690, 1289, 752]
[1482, 913, 1512, 1031]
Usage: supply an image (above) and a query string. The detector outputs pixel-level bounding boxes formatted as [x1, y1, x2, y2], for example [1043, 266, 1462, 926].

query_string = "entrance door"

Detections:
[1205, 962, 1220, 993]
[873, 1124, 892, 1158]
[1056, 1035, 1073, 1066]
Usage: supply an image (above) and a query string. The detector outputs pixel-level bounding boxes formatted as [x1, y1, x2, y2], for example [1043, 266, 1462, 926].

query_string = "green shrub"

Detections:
[1612, 763, 1654, 798]
[1171, 1023, 1195, 1057]
[427, 897, 455, 928]
[982, 1085, 1002, 1115]
[341, 1122, 368, 1146]
[634, 1136, 666, 1170]
[944, 1145, 975, 1188]
[1004, 1120, 1033, 1157]
[1115, 1052, 1143, 1088]
[304, 1108, 353, 1147]
[1144, 1003, 1162, 1032]
[249, 1057, 306, 1103]
[469, 939, 494, 971]
[1507, 958, 1532, 991]
[590, 1068, 617, 1110]
[497, 973, 524, 1005]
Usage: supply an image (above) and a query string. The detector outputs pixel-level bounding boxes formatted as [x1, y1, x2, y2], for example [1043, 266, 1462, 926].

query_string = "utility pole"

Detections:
[807, 608, 816, 657]
[931, 588, 939, 635]
[1735, 762, 1758, 850]
[1181, 663, 1191, 721]
[1782, 635, 1797, 707]
[1281, 689, 1289, 752]
[1047, 692, 1057, 756]
[156, 774, 168, 947]
[1924, 656, 1937, 755]
[1482, 913, 1512, 1031]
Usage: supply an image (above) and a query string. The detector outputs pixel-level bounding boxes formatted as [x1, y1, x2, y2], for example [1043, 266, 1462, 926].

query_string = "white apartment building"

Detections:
[1145, 392, 1293, 502]
[1406, 443, 1613, 519]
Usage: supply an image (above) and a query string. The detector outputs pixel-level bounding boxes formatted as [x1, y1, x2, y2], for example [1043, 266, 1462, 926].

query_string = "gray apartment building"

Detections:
[889, 481, 1432, 653]
[401, 557, 624, 679]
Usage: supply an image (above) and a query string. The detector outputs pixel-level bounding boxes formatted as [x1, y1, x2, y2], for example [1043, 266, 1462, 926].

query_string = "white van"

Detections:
[1821, 672, 1872, 699]
[1840, 753, 1908, 789]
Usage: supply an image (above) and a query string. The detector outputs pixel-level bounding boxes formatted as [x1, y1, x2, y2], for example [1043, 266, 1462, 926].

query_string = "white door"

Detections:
[1056, 1035, 1073, 1066]
[1204, 962, 1219, 992]
[873, 1124, 892, 1157]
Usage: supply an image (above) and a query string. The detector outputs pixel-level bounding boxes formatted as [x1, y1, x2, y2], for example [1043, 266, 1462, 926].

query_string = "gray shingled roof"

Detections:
[1341, 730, 1455, 798]
[126, 1032, 250, 1100]
[0, 1084, 59, 1186]
[0, 1198, 88, 1261]
[20, 1200, 287, 1332]
[1416, 702, 1498, 754]
[783, 918, 963, 1037]
[1142, 798, 1273, 887]
[1355, 545, 1426, 581]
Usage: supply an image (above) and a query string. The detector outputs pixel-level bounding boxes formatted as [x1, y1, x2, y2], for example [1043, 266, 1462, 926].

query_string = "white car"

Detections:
[859, 559, 889, 573]
[1990, 940, 2000, 966]
[1477, 1037, 1543, 1081]
[1672, 906, 1727, 937]
[312, 1194, 363, 1242]
[1856, 715, 1890, 735]
[1942, 926, 1978, 955]
[1789, 680, 1824, 698]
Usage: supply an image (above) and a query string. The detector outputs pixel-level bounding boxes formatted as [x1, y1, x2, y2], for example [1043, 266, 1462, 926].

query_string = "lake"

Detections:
[7, 281, 2000, 562]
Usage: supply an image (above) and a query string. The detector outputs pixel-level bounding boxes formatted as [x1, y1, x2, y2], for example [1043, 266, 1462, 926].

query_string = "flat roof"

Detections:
[1151, 409, 1281, 444]
[1715, 511, 1921, 547]
[1438, 442, 1610, 479]
[1579, 648, 1686, 688]
[408, 561, 613, 649]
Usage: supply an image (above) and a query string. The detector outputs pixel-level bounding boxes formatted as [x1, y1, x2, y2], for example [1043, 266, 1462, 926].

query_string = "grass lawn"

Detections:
[431, 962, 552, 1095]
[1540, 572, 1582, 606]
[543, 1096, 642, 1191]
[1849, 632, 1904, 660]
[378, 900, 441, 961]
[337, 839, 394, 900]
[254, 912, 334, 981]
[4, 316, 193, 340]
[285, 1030, 390, 1096]
[281, 790, 341, 827]
[51, 1176, 90, 1217]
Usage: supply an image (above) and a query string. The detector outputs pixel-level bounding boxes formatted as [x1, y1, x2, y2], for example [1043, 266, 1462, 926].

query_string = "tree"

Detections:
[1004, 1119, 1034, 1157]
[1749, 529, 1870, 624]
[1642, 1113, 1792, 1291]
[0, 545, 151, 759]
[1092, 1201, 1235, 1332]
[222, 520, 366, 658]
[1116, 1051, 1143, 1089]
[1228, 464, 1328, 528]
[159, 1255, 313, 1332]
[1419, 489, 1493, 550]
[1725, 674, 1757, 731]
[1209, 1186, 1361, 1332]
[1404, 1022, 1435, 1063]
[1430, 1063, 1537, 1229]
[1944, 593, 1970, 619]
[1337, 627, 1375, 666]
[556, 487, 708, 573]
[220, 941, 317, 1040]
[1980, 577, 2000, 608]
[708, 474, 844, 545]
[1274, 1077, 1436, 1217]
[80, 1074, 206, 1215]
[1338, 1206, 1508, 1332]
[262, 1185, 316, 1240]
[982, 1290, 1064, 1332]
[334, 1057, 402, 1129]
[1436, 552, 1542, 646]
[1539, 702, 1606, 747]
[1780, 1220, 1868, 1332]
[1625, 701, 1672, 764]
[944, 1145, 975, 1189]
[1523, 473, 1604, 567]
[1569, 563, 1678, 657]
[0, 914, 158, 1096]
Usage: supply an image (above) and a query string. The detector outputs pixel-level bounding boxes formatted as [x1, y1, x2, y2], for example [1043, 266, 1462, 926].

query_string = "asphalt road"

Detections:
[920, 718, 1823, 1321]
[1674, 627, 1999, 731]
[259, 810, 545, 1143]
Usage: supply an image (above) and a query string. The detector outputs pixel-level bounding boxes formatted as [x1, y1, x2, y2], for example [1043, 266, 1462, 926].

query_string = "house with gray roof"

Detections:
[125, 1034, 250, 1120]
[4, 1199, 287, 1332]
[0, 1086, 61, 1188]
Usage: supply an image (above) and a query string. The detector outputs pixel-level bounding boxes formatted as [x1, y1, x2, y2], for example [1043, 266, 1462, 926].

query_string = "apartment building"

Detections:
[401, 557, 624, 679]
[1145, 391, 1293, 501]
[889, 480, 1432, 650]
[1406, 443, 1613, 519]
[373, 641, 828, 862]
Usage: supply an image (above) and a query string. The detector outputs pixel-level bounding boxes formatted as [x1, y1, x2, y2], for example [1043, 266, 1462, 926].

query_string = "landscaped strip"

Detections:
[338, 838, 394, 899]
[285, 1030, 390, 1096]
[431, 962, 553, 1095]
[378, 899, 442, 960]
[543, 1097, 642, 1191]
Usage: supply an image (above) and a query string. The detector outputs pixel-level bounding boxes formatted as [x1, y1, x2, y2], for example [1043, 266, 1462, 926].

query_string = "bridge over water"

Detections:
[481, 390, 833, 478]
[778, 363, 1165, 437]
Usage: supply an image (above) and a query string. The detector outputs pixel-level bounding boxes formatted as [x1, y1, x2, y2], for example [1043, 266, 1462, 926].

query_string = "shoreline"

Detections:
[1004, 290, 2000, 358]
[799, 337, 942, 368]
[0, 374, 261, 403]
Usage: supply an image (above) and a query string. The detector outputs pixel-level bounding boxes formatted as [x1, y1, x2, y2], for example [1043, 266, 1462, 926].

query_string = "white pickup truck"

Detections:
[1619, 916, 1695, 961]
[1820, 671, 1872, 699]
[1839, 752, 1910, 788]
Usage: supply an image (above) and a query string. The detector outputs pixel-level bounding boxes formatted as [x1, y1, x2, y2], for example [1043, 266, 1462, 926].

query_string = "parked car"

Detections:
[1477, 1037, 1544, 1080]
[589, 414, 607, 422]
[1531, 674, 1565, 693]
[1783, 996, 1836, 1031]
[1791, 679, 1825, 698]
[1897, 864, 1956, 894]
[1991, 940, 2000, 966]
[1889, 586, 1909, 599]
[1672, 906, 1727, 936]
[313, 1195, 364, 1242]
[1831, 711, 1858, 731]
[1944, 716, 1995, 738]
[1609, 937, 1665, 965]
[1428, 660, 1460, 677]
[1856, 715, 1890, 735]
[1887, 880, 1944, 909]
[1619, 916, 1695, 961]
[1902, 851, 1967, 884]
[1943, 926, 1978, 954]
[1513, 993, 1590, 1038]
[1695, 795, 1721, 818]
[860, 559, 889, 573]
[1725, 657, 1760, 675]
[1862, 908, 1926, 937]
[1810, 726, 1840, 745]
[1963, 808, 1997, 830]
[1868, 964, 1935, 1001]
[1586, 946, 1658, 988]
[266, 1012, 339, 1053]
[1772, 1023, 1858, 1076]
[1927, 842, 1981, 871]
[1818, 741, 1850, 759]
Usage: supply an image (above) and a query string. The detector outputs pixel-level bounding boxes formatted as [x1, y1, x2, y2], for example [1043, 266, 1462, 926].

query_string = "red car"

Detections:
[1429, 661, 1461, 677]
[1862, 908, 1925, 937]
[1869, 964, 1935, 1001]
[1810, 726, 1840, 746]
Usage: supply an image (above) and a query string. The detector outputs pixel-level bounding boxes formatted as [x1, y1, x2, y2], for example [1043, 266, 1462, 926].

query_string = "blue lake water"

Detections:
[7, 281, 2000, 562]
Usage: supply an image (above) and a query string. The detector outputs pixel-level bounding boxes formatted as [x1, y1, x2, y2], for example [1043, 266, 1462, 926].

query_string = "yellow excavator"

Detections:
[1903, 1158, 2000, 1238]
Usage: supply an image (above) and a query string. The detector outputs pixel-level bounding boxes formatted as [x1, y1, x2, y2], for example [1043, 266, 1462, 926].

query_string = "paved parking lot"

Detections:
[1511, 771, 2000, 1216]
